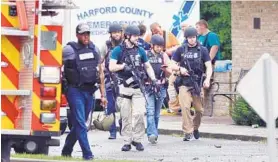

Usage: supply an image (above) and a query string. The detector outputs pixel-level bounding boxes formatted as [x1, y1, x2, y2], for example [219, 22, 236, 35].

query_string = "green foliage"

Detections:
[232, 97, 262, 126]
[232, 96, 278, 127]
[200, 1, 231, 60]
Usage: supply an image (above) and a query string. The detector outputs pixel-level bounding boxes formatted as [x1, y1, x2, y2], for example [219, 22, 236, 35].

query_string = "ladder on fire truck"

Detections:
[1, 0, 78, 161]
[1, 0, 78, 128]
[1, 0, 78, 96]
[1, 0, 78, 37]
[1, 0, 32, 99]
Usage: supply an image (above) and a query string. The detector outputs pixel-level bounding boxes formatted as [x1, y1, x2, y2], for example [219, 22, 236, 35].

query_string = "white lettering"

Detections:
[79, 52, 94, 60]
[126, 77, 134, 85]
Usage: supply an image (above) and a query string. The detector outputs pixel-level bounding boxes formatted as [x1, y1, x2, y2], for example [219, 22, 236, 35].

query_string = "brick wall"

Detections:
[206, 1, 278, 117]
[232, 1, 278, 79]
[204, 71, 232, 116]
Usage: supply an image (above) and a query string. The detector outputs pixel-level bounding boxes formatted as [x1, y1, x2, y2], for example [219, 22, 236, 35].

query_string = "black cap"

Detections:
[76, 22, 90, 34]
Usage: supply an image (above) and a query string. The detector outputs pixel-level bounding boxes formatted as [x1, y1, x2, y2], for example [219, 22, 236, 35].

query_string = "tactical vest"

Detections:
[64, 41, 99, 90]
[117, 45, 146, 87]
[146, 50, 165, 82]
[178, 43, 204, 87]
[104, 40, 122, 71]
[104, 40, 113, 70]
[104, 40, 113, 83]
[104, 40, 120, 90]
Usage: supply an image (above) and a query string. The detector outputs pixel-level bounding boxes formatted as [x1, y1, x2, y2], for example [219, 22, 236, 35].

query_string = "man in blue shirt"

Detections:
[109, 25, 157, 152]
[171, 27, 212, 141]
[61, 22, 107, 160]
[137, 24, 151, 50]
[100, 23, 123, 140]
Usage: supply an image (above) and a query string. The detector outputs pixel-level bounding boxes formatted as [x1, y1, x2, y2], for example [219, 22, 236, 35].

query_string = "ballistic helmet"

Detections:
[184, 27, 198, 38]
[150, 34, 165, 46]
[108, 24, 122, 33]
[124, 25, 140, 36]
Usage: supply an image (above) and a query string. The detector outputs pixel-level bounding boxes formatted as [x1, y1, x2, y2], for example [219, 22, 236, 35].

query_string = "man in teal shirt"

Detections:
[196, 19, 221, 65]
[196, 20, 221, 113]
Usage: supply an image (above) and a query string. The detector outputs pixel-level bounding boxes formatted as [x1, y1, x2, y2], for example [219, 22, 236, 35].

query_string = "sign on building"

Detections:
[68, 0, 200, 47]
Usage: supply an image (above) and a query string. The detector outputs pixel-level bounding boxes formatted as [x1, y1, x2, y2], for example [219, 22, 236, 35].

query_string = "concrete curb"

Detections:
[157, 128, 267, 142]
[114, 126, 267, 142]
[90, 112, 271, 142]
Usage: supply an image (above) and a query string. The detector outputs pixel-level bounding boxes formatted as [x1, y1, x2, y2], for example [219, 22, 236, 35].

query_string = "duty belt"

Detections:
[145, 79, 166, 85]
[123, 83, 140, 89]
[119, 80, 140, 89]
[119, 94, 132, 100]
[68, 83, 87, 87]
[68, 83, 97, 93]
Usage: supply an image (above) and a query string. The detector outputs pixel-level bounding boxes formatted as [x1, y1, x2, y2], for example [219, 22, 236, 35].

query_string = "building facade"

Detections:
[210, 1, 278, 116]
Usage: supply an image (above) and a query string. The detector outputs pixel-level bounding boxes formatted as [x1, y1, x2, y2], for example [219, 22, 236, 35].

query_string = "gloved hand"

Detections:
[123, 64, 132, 72]
[151, 79, 159, 91]
[151, 79, 161, 99]
[151, 79, 157, 86]
[180, 67, 189, 76]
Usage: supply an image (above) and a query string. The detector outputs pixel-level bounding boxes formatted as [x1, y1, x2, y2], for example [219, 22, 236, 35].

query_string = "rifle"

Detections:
[104, 45, 119, 101]
[125, 52, 149, 104]
[148, 70, 165, 101]
[184, 59, 203, 96]
[107, 69, 119, 101]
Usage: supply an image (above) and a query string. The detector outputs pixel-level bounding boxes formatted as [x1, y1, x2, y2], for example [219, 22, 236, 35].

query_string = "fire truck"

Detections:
[1, 0, 78, 160]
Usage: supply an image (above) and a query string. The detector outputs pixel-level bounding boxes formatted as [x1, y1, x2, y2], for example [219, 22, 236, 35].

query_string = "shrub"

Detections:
[232, 96, 277, 127]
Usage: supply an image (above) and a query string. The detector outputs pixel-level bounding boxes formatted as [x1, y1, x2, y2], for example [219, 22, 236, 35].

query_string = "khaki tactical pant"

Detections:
[167, 73, 180, 112]
[178, 86, 204, 134]
[117, 84, 145, 144]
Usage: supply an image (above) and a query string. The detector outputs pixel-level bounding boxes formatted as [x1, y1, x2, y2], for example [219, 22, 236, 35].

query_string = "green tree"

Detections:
[200, 1, 231, 60]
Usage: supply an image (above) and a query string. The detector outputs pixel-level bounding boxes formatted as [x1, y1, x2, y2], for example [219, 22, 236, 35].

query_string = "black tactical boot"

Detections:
[121, 144, 131, 151]
[131, 141, 144, 151]
[193, 129, 200, 139]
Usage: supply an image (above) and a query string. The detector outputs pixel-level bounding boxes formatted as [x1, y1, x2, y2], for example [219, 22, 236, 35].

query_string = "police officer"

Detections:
[101, 23, 123, 139]
[61, 22, 107, 160]
[145, 34, 171, 144]
[109, 25, 157, 151]
[171, 27, 212, 141]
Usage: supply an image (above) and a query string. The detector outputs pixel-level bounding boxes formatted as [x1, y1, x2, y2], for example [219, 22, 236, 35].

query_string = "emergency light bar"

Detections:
[40, 87, 57, 97]
[40, 100, 57, 111]
[40, 113, 56, 124]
